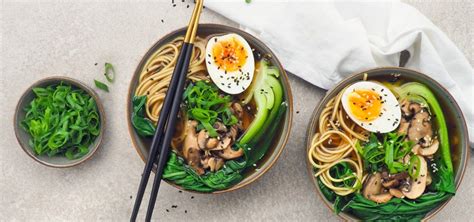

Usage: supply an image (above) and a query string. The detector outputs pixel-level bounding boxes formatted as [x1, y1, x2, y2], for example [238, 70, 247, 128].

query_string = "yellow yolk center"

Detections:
[348, 89, 382, 121]
[212, 37, 248, 72]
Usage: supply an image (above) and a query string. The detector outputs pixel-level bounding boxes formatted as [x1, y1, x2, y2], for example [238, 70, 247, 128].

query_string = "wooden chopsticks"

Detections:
[130, 1, 204, 221]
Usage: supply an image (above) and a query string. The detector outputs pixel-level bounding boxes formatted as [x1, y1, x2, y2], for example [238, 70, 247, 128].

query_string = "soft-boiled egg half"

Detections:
[205, 33, 254, 94]
[341, 81, 401, 133]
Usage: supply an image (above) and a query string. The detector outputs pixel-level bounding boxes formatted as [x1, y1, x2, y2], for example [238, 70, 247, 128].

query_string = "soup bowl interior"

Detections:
[305, 67, 469, 220]
[14, 76, 105, 168]
[127, 24, 293, 193]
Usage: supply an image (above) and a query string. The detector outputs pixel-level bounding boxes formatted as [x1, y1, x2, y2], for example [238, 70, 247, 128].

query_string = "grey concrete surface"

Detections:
[1, 1, 472, 221]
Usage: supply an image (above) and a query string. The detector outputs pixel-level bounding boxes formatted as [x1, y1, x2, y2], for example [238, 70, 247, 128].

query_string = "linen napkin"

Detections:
[205, 0, 474, 146]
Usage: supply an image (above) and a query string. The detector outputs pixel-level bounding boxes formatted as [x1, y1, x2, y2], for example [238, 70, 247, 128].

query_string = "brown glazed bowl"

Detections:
[127, 24, 293, 194]
[14, 76, 105, 168]
[305, 67, 469, 220]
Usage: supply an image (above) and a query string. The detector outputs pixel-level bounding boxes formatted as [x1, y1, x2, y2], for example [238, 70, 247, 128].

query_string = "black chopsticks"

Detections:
[130, 1, 203, 221]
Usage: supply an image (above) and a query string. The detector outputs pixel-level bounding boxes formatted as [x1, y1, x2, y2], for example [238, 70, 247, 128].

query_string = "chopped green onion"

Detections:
[409, 155, 421, 179]
[183, 81, 237, 137]
[104, 63, 115, 83]
[94, 79, 109, 92]
[21, 82, 100, 159]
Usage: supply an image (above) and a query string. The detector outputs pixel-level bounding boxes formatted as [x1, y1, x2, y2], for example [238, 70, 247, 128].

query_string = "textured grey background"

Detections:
[1, 1, 472, 221]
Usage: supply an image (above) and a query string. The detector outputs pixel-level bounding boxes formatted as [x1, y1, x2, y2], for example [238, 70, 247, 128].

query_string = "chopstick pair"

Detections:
[130, 1, 204, 221]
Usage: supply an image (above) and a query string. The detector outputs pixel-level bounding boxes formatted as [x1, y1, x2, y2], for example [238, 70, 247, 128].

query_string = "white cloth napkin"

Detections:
[205, 0, 474, 146]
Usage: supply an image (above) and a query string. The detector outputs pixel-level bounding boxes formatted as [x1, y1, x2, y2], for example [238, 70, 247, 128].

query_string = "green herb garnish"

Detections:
[182, 81, 237, 137]
[21, 83, 100, 159]
[94, 79, 109, 92]
[131, 95, 156, 136]
[104, 63, 115, 83]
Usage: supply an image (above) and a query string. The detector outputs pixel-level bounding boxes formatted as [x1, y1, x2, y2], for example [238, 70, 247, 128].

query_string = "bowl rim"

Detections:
[304, 66, 470, 220]
[14, 76, 106, 168]
[126, 23, 294, 194]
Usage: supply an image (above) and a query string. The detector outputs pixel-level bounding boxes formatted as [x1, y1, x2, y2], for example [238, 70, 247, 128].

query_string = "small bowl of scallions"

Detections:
[14, 76, 105, 168]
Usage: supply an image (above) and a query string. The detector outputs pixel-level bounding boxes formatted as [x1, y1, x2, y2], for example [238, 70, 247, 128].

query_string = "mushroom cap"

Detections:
[408, 111, 433, 143]
[362, 172, 382, 199]
[182, 121, 205, 175]
[403, 155, 428, 199]
[382, 179, 400, 188]
[231, 103, 243, 118]
[216, 137, 232, 150]
[216, 146, 244, 159]
[206, 138, 219, 149]
[197, 130, 209, 149]
[418, 139, 439, 156]
[389, 188, 405, 198]
[369, 192, 393, 204]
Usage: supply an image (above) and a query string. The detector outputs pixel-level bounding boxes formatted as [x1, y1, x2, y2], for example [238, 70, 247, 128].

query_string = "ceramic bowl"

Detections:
[305, 67, 469, 220]
[127, 24, 293, 193]
[14, 76, 105, 168]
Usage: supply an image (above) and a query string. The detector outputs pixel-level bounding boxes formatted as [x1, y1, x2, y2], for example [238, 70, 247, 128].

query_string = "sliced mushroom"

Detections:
[362, 172, 382, 199]
[412, 144, 421, 155]
[403, 155, 427, 199]
[420, 135, 433, 147]
[418, 139, 439, 156]
[182, 121, 204, 175]
[408, 111, 433, 143]
[400, 99, 411, 117]
[382, 179, 400, 188]
[206, 138, 219, 149]
[389, 188, 405, 198]
[216, 146, 243, 159]
[389, 172, 409, 181]
[208, 157, 224, 172]
[213, 122, 227, 133]
[426, 172, 432, 186]
[201, 156, 210, 169]
[197, 130, 208, 149]
[369, 192, 393, 204]
[232, 103, 243, 118]
[215, 137, 232, 150]
[228, 125, 239, 141]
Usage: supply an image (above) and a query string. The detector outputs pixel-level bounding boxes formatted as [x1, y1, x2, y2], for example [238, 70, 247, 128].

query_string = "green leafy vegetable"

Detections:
[357, 133, 412, 174]
[162, 152, 246, 192]
[21, 83, 100, 159]
[94, 79, 109, 92]
[344, 192, 452, 221]
[104, 63, 115, 83]
[399, 82, 455, 193]
[183, 81, 237, 137]
[131, 95, 156, 136]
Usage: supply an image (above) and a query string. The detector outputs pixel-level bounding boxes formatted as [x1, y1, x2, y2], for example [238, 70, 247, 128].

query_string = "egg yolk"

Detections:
[348, 89, 382, 121]
[212, 37, 248, 73]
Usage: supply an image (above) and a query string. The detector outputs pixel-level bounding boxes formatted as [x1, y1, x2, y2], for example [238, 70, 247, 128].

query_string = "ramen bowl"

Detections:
[127, 24, 293, 194]
[306, 67, 469, 220]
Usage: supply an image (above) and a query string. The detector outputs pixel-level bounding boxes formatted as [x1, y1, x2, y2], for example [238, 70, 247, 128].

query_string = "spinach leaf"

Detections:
[131, 95, 156, 136]
[162, 151, 246, 192]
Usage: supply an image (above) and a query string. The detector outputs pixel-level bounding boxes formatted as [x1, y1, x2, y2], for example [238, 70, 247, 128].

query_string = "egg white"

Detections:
[205, 33, 254, 95]
[341, 81, 401, 133]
